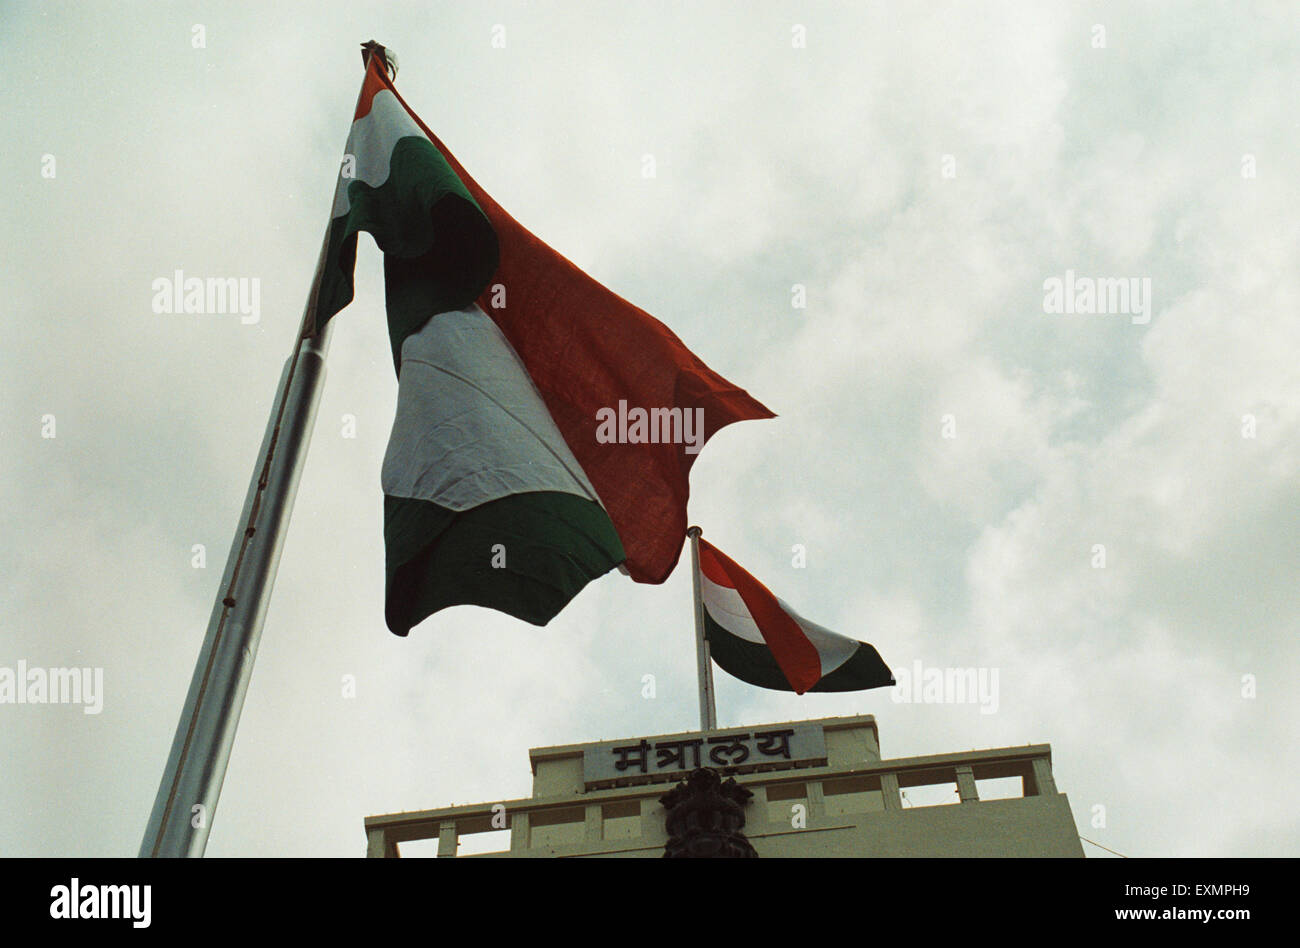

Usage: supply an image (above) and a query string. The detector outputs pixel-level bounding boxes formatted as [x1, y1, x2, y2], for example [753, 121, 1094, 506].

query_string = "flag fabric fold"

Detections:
[316, 53, 773, 633]
[380, 305, 626, 633]
[313, 60, 499, 365]
[697, 538, 894, 694]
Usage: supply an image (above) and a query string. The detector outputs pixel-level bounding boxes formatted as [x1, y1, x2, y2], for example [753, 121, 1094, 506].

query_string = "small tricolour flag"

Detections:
[697, 538, 894, 694]
[311, 48, 773, 634]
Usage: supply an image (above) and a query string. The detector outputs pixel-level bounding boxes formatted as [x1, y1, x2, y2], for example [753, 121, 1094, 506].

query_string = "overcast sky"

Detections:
[2, 1, 1297, 858]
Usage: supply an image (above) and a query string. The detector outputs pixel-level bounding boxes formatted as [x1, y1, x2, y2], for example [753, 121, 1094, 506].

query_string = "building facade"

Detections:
[364, 715, 1085, 857]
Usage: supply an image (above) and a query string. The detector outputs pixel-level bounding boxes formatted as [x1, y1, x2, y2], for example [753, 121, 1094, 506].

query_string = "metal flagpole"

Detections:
[687, 526, 718, 731]
[139, 44, 393, 858]
[138, 285, 331, 858]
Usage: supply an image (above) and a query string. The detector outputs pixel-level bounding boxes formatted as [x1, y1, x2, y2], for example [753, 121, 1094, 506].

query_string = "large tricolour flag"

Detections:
[697, 539, 894, 694]
[309, 49, 773, 634]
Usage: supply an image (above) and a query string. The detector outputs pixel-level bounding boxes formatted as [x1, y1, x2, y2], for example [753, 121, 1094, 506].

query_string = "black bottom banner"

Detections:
[0, 856, 1285, 935]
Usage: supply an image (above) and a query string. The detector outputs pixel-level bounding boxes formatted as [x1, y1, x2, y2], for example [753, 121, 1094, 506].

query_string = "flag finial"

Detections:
[360, 40, 398, 79]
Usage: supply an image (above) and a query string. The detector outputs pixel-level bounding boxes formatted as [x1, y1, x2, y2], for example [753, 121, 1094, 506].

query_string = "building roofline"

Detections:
[366, 739, 1057, 832]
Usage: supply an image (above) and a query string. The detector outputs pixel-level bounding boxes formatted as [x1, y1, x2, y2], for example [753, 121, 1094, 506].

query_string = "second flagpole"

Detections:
[687, 526, 718, 730]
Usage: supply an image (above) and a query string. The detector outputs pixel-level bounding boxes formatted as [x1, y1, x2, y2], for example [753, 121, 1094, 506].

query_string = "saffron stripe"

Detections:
[698, 539, 822, 694]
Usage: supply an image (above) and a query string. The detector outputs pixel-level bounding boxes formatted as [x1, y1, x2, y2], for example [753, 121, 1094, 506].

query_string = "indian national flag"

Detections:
[310, 50, 773, 634]
[697, 538, 894, 694]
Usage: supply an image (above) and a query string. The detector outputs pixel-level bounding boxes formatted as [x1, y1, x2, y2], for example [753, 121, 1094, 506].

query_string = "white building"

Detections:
[364, 714, 1084, 857]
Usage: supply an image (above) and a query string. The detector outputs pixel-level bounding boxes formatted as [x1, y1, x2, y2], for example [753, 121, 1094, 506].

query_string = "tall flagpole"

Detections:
[138, 275, 331, 858]
[687, 526, 718, 731]
[139, 44, 392, 858]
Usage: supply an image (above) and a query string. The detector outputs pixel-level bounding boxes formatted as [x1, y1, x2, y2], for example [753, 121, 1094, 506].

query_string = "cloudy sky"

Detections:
[2, 1, 1297, 858]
